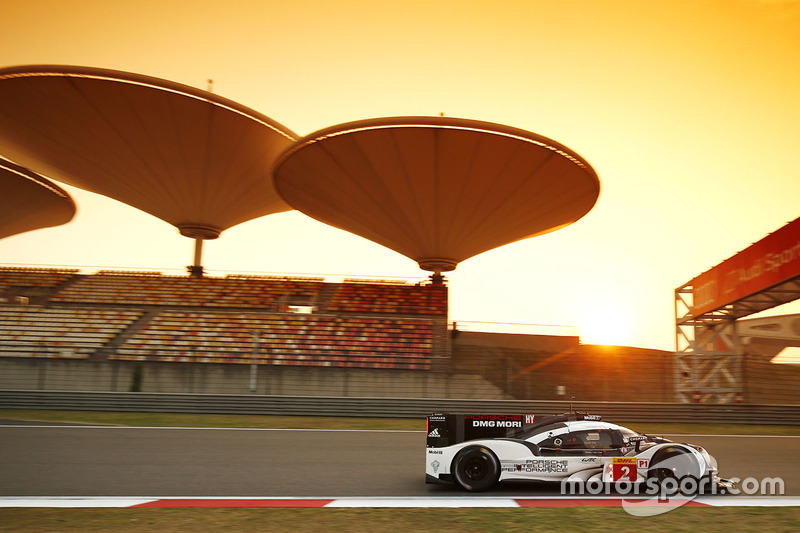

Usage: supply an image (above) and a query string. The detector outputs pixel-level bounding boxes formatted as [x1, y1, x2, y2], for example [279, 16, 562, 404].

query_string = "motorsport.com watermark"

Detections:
[561, 473, 785, 499]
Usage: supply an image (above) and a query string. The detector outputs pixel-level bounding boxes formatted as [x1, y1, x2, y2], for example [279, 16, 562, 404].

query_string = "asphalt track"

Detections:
[0, 425, 798, 498]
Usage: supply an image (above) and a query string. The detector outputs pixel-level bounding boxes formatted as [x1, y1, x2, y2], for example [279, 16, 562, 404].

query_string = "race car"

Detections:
[426, 412, 726, 492]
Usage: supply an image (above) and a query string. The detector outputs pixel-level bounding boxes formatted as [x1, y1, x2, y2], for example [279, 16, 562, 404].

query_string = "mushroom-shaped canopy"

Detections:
[0, 65, 297, 240]
[0, 159, 75, 239]
[273, 116, 600, 273]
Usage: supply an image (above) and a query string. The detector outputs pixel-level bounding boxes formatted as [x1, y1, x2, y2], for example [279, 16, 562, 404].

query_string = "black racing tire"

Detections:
[451, 446, 500, 492]
[647, 447, 701, 495]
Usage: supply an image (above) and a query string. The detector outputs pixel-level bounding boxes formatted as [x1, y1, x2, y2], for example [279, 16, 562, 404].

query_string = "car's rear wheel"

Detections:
[452, 446, 500, 492]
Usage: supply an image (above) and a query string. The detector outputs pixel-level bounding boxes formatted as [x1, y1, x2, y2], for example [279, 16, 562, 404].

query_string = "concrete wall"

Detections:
[0, 358, 510, 399]
[452, 331, 579, 352]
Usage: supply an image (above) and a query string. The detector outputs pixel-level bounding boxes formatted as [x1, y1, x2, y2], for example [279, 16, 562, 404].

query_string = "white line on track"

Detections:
[3, 496, 800, 508]
[1, 425, 799, 437]
[0, 425, 419, 433]
[697, 497, 800, 507]
[0, 498, 158, 508]
[663, 434, 800, 438]
[325, 498, 520, 508]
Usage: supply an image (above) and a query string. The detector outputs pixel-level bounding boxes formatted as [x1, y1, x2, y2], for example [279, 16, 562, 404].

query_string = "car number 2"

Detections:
[612, 458, 637, 481]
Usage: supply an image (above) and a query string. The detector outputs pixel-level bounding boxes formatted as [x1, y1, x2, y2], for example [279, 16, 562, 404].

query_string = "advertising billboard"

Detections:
[690, 217, 800, 317]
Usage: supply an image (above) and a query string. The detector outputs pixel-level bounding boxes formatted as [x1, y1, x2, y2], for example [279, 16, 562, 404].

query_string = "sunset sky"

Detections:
[1, 0, 799, 350]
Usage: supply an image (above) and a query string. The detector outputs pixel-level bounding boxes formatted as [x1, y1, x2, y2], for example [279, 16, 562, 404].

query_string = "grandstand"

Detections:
[2, 266, 799, 403]
[50, 271, 325, 309]
[0, 266, 468, 397]
[0, 305, 142, 359]
[0, 267, 446, 365]
[115, 312, 435, 370]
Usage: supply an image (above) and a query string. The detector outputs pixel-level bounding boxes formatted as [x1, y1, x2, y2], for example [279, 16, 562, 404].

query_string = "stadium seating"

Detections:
[327, 280, 447, 315]
[51, 271, 324, 309]
[114, 312, 434, 370]
[0, 268, 445, 370]
[0, 266, 78, 291]
[0, 305, 142, 359]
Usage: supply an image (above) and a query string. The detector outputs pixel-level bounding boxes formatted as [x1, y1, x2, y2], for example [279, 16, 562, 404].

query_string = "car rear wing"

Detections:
[426, 412, 602, 448]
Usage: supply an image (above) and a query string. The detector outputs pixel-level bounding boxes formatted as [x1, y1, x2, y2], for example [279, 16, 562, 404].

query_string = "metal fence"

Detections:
[2, 342, 799, 405]
[3, 390, 800, 425]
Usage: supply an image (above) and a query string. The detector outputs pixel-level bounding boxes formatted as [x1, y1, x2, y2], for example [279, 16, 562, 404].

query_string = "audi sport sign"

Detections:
[691, 216, 800, 317]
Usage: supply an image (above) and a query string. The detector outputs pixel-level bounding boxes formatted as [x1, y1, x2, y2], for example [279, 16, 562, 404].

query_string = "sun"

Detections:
[578, 306, 631, 346]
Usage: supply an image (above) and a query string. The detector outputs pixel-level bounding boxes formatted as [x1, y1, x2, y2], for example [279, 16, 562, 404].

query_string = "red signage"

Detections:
[691, 217, 800, 316]
[612, 458, 637, 482]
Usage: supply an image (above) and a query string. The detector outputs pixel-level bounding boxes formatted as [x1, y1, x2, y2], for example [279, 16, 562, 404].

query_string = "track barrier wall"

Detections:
[2, 330, 800, 405]
[2, 390, 800, 425]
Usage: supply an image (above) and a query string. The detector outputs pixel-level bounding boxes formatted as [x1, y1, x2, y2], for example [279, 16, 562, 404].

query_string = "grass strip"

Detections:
[1, 507, 799, 533]
[0, 409, 420, 430]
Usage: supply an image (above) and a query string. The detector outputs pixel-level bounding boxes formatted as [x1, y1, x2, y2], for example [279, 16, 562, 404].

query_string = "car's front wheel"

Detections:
[647, 447, 701, 494]
[451, 446, 500, 492]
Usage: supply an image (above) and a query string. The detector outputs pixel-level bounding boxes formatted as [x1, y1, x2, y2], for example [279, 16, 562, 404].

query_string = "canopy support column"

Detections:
[187, 237, 205, 278]
[179, 225, 220, 279]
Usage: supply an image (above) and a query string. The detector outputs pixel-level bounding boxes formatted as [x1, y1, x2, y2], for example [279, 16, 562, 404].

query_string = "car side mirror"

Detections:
[628, 435, 647, 453]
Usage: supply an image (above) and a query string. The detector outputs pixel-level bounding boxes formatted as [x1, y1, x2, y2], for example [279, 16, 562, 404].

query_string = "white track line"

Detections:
[0, 424, 425, 433]
[0, 498, 158, 508]
[325, 497, 520, 508]
[2, 426, 799, 437]
[0, 425, 419, 433]
[3, 496, 800, 508]
[697, 496, 800, 507]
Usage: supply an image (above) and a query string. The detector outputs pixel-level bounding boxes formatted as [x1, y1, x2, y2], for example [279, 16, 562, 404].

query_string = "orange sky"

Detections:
[1, 0, 799, 349]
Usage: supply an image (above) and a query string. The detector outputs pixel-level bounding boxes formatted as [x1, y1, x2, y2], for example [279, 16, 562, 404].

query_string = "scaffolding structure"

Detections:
[675, 272, 800, 403]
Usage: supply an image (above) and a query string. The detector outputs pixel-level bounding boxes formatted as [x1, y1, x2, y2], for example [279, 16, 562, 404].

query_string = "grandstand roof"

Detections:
[273, 116, 600, 273]
[0, 65, 297, 241]
[0, 158, 75, 239]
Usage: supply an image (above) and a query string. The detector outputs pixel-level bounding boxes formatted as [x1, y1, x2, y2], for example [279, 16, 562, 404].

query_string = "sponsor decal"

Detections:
[525, 414, 535, 424]
[470, 420, 521, 428]
[612, 457, 637, 482]
[581, 457, 599, 463]
[504, 459, 569, 474]
[430, 460, 440, 473]
[427, 450, 442, 455]
[465, 415, 523, 429]
[638, 459, 649, 469]
[427, 428, 441, 438]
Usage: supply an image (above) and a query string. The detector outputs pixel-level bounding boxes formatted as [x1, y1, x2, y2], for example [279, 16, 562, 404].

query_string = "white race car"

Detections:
[426, 412, 728, 492]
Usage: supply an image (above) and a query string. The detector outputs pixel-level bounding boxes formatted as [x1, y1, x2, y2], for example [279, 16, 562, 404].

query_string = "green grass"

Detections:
[2, 409, 799, 435]
[0, 409, 421, 430]
[1, 507, 799, 533]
